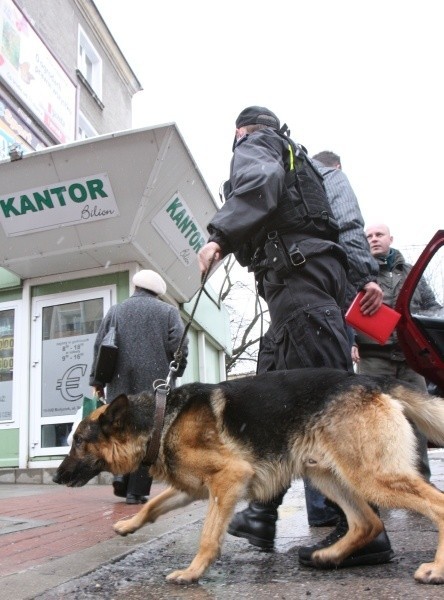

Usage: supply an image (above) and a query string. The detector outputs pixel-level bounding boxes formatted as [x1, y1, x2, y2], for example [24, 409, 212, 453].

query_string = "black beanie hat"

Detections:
[235, 106, 280, 130]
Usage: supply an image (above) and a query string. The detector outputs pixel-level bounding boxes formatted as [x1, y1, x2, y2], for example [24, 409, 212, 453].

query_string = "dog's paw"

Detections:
[113, 518, 137, 536]
[166, 569, 199, 585]
[415, 562, 444, 584]
[310, 548, 341, 568]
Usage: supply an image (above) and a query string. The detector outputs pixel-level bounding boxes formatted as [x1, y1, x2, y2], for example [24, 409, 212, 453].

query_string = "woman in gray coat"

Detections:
[90, 269, 188, 503]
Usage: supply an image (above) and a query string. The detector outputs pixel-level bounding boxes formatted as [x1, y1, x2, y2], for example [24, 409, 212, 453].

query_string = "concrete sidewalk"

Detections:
[0, 479, 207, 599]
[1, 449, 444, 600]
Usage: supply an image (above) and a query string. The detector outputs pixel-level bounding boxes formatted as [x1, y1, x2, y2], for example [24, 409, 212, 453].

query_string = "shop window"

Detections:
[0, 309, 14, 421]
[77, 26, 102, 99]
[42, 299, 103, 340]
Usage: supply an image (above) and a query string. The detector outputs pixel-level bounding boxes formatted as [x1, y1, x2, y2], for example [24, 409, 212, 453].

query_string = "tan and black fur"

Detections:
[54, 368, 444, 585]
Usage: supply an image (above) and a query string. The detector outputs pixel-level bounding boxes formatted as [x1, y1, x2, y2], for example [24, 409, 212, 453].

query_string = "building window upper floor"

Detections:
[77, 25, 103, 103]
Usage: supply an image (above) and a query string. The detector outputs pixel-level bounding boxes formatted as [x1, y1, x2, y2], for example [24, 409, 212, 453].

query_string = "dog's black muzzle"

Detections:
[53, 455, 104, 487]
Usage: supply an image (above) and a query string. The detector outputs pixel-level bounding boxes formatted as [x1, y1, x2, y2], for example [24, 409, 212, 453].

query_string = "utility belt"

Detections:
[250, 231, 348, 277]
[251, 231, 306, 277]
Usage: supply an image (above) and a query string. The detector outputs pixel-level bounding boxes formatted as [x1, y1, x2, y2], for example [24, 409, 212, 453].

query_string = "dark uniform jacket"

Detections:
[208, 128, 345, 270]
[208, 129, 376, 293]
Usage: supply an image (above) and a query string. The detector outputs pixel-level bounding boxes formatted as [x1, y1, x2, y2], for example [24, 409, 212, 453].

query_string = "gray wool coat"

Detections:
[89, 289, 188, 399]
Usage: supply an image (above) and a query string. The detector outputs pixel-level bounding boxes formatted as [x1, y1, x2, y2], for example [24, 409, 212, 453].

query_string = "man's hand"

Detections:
[351, 344, 360, 364]
[198, 242, 222, 275]
[360, 281, 383, 315]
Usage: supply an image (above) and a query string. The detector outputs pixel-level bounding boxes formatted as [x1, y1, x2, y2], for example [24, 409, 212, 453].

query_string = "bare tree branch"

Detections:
[211, 258, 270, 374]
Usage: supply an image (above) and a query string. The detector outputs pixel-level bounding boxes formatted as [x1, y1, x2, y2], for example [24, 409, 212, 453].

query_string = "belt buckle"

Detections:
[290, 250, 306, 267]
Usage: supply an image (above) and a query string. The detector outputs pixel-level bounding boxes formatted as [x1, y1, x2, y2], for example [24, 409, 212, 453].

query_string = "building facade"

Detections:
[0, 0, 229, 472]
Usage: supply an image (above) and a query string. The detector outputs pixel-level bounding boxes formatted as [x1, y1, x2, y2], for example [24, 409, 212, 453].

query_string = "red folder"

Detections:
[345, 291, 401, 345]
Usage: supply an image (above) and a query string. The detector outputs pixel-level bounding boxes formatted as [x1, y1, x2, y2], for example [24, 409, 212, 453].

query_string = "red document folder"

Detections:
[345, 291, 401, 345]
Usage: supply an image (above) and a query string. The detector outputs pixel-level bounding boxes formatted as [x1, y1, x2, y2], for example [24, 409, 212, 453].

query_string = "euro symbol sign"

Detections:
[56, 364, 87, 402]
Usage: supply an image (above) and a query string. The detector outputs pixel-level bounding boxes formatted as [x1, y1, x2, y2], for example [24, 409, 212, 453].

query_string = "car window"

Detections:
[409, 246, 444, 360]
[410, 247, 444, 314]
[396, 230, 444, 390]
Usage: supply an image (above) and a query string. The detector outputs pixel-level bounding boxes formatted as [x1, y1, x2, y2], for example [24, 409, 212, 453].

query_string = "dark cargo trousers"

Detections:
[259, 252, 353, 525]
[261, 253, 352, 372]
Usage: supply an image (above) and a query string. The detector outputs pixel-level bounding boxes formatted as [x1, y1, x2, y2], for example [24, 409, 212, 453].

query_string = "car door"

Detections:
[395, 229, 444, 390]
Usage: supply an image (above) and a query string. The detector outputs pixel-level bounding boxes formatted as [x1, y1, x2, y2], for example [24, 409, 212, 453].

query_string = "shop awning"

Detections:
[0, 125, 219, 302]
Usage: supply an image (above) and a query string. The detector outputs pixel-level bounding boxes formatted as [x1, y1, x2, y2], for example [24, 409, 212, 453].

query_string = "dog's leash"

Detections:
[169, 254, 217, 382]
[143, 383, 168, 465]
[144, 255, 216, 466]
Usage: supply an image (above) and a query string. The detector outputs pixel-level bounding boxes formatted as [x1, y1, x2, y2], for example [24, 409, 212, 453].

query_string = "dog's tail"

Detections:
[389, 383, 444, 446]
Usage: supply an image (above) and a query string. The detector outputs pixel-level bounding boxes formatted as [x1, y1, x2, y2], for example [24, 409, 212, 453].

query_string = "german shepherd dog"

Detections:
[54, 368, 444, 585]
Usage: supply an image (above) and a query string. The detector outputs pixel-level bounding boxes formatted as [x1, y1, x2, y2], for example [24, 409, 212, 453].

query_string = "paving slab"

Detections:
[0, 449, 443, 599]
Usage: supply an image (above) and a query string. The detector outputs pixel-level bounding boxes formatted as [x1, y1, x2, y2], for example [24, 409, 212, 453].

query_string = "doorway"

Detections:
[29, 287, 113, 457]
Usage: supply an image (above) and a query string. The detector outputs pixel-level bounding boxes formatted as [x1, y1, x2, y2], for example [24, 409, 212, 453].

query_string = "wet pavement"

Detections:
[1, 450, 444, 599]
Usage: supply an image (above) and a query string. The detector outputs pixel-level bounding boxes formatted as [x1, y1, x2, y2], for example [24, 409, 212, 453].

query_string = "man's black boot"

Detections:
[298, 512, 394, 568]
[227, 501, 280, 550]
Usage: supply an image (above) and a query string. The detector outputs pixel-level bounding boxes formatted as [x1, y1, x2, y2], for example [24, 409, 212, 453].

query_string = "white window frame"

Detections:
[78, 25, 102, 99]
[77, 111, 98, 140]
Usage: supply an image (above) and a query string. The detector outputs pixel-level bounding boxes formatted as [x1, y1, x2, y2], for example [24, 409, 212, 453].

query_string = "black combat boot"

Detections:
[298, 510, 394, 568]
[228, 492, 286, 550]
[227, 501, 278, 550]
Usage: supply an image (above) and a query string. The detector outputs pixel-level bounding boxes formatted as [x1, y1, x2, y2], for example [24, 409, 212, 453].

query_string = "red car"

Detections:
[396, 229, 444, 391]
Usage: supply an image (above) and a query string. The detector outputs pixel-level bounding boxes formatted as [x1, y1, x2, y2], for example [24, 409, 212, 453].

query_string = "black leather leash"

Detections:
[171, 254, 216, 372]
[143, 255, 216, 466]
[143, 384, 167, 465]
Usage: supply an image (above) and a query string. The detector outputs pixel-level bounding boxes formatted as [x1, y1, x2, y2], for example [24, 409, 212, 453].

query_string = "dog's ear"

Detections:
[98, 394, 130, 437]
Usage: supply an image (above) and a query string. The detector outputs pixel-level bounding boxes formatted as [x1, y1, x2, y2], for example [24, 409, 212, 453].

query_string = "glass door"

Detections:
[30, 287, 113, 457]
